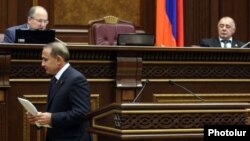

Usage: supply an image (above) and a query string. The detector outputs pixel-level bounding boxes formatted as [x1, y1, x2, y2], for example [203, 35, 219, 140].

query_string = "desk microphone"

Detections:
[168, 80, 205, 102]
[240, 41, 250, 48]
[132, 79, 150, 103]
[55, 37, 67, 46]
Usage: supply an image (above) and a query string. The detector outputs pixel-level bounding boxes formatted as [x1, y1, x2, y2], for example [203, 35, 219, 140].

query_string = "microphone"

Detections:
[240, 41, 250, 48]
[132, 79, 150, 103]
[55, 37, 67, 46]
[168, 80, 205, 102]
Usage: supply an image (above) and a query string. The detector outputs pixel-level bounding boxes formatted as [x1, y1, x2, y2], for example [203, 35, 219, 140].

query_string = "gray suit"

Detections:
[3, 24, 28, 43]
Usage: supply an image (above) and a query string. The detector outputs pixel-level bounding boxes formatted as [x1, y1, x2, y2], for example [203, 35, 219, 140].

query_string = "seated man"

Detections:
[3, 5, 49, 43]
[199, 16, 244, 48]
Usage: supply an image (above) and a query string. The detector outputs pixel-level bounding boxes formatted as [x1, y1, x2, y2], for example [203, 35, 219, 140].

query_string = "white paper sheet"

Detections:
[18, 97, 51, 128]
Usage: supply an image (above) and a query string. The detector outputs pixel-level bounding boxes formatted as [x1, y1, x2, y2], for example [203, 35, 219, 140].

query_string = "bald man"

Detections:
[3, 5, 49, 43]
[199, 16, 245, 48]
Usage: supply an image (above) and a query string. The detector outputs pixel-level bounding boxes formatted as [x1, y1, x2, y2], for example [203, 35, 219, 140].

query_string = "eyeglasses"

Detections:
[30, 17, 49, 24]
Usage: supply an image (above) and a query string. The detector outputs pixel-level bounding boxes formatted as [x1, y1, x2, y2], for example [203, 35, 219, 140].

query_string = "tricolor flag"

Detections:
[156, 0, 184, 47]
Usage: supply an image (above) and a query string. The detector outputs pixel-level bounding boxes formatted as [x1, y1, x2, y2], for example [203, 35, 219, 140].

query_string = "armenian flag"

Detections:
[156, 0, 184, 47]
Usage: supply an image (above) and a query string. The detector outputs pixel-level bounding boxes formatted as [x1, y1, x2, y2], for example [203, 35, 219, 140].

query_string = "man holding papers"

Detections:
[26, 42, 91, 141]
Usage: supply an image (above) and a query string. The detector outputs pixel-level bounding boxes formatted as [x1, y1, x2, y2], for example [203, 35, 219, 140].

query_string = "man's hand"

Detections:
[36, 112, 52, 125]
[26, 112, 37, 125]
[26, 112, 52, 126]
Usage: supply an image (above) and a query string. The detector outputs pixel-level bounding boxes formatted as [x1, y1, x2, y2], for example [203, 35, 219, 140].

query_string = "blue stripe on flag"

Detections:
[166, 0, 177, 38]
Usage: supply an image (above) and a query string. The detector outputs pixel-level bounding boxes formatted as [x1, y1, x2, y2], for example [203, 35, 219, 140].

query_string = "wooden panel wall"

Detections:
[0, 0, 7, 31]
[53, 0, 141, 26]
[0, 90, 7, 141]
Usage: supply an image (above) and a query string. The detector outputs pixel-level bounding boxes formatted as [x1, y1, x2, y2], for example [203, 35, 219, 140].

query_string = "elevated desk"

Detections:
[86, 103, 250, 140]
[1, 43, 250, 141]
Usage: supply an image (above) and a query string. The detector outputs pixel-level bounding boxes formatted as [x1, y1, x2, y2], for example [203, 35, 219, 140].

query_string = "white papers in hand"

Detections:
[17, 97, 52, 128]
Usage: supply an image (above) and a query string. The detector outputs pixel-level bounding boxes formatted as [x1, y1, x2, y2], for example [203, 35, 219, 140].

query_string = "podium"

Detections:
[86, 103, 250, 140]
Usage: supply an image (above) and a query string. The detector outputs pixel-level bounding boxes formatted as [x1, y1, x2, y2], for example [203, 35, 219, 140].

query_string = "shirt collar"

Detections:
[219, 37, 233, 42]
[54, 63, 70, 80]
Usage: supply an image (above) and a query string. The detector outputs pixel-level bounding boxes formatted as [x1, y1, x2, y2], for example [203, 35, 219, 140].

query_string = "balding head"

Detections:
[44, 42, 70, 62]
[28, 6, 47, 17]
[27, 6, 48, 30]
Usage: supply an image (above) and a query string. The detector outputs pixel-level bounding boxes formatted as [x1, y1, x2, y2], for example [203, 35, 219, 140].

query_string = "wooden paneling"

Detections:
[0, 47, 9, 141]
[0, 0, 7, 32]
[0, 89, 8, 141]
[184, 0, 211, 46]
[0, 90, 4, 102]
[153, 93, 250, 103]
[53, 0, 140, 26]
[0, 105, 7, 141]
[87, 103, 250, 140]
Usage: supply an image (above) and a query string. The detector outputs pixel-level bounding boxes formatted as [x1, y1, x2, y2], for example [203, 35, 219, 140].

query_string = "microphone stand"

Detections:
[240, 41, 250, 48]
[132, 80, 149, 103]
[169, 80, 205, 102]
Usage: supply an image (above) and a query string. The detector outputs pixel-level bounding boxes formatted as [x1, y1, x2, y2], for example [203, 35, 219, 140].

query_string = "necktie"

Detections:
[221, 40, 230, 48]
[49, 77, 57, 97]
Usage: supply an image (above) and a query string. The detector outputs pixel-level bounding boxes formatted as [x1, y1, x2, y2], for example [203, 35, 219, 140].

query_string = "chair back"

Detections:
[88, 16, 136, 45]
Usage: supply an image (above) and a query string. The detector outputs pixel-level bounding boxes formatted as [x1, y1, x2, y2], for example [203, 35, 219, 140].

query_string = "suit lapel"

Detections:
[211, 38, 221, 47]
[46, 67, 71, 110]
[232, 40, 240, 48]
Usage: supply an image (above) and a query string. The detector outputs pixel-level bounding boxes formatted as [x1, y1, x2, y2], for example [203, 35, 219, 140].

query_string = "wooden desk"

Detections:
[1, 43, 250, 141]
[87, 103, 250, 140]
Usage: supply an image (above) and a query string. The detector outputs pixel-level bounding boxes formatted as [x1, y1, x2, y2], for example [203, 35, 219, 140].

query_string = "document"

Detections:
[17, 97, 51, 128]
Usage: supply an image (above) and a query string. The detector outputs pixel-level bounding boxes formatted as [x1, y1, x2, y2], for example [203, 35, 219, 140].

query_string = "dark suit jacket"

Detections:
[199, 37, 245, 48]
[46, 66, 91, 141]
[3, 24, 28, 43]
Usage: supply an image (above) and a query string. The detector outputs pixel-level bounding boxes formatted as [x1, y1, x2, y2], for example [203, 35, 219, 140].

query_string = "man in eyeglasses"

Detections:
[199, 16, 245, 48]
[2, 5, 49, 43]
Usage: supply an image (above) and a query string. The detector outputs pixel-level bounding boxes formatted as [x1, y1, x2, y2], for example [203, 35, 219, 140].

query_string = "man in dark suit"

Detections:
[3, 5, 48, 43]
[200, 16, 245, 48]
[27, 42, 91, 141]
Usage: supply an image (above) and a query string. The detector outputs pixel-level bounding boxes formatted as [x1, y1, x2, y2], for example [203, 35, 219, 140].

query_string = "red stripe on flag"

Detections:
[177, 0, 184, 46]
